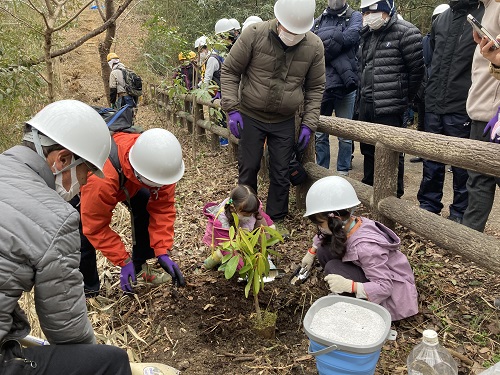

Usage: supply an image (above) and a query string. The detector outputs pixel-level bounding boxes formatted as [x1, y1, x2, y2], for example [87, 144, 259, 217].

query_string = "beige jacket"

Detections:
[466, 0, 500, 121]
[221, 19, 325, 130]
[109, 62, 127, 94]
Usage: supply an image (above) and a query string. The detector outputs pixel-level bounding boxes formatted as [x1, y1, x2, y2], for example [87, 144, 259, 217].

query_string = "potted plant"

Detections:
[218, 216, 283, 339]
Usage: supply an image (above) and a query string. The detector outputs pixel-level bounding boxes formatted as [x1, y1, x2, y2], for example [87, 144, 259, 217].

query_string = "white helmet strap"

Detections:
[31, 128, 46, 160]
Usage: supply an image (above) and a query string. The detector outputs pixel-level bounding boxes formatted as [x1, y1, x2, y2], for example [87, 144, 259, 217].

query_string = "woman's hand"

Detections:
[474, 31, 500, 67]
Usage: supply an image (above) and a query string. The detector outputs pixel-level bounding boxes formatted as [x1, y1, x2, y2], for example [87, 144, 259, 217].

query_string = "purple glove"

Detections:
[228, 110, 244, 138]
[484, 106, 500, 143]
[158, 254, 185, 287]
[120, 261, 136, 293]
[213, 91, 221, 100]
[296, 124, 313, 152]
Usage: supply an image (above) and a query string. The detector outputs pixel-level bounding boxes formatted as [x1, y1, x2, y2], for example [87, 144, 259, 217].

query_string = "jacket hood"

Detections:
[4, 145, 55, 190]
[348, 217, 400, 251]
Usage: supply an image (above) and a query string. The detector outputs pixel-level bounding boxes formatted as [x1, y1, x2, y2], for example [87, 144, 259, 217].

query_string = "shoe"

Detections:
[220, 138, 229, 147]
[447, 215, 462, 224]
[337, 170, 349, 177]
[349, 155, 354, 170]
[274, 220, 290, 240]
[410, 157, 423, 163]
[447, 166, 453, 173]
[137, 263, 172, 285]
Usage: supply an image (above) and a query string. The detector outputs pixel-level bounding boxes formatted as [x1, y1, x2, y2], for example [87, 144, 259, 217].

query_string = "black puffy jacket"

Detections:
[359, 13, 424, 116]
[425, 0, 484, 115]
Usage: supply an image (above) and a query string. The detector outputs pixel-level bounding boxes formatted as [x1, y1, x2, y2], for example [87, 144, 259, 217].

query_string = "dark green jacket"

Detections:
[221, 19, 325, 130]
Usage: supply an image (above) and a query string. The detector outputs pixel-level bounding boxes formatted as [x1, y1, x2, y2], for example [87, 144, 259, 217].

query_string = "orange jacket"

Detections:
[80, 132, 176, 267]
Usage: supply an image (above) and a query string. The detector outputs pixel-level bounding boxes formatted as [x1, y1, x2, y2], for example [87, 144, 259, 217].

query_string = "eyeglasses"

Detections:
[83, 160, 99, 176]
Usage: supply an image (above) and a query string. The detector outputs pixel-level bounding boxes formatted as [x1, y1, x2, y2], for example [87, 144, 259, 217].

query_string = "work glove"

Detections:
[301, 248, 316, 271]
[120, 260, 136, 293]
[228, 110, 244, 138]
[212, 91, 221, 100]
[484, 106, 500, 143]
[296, 124, 313, 152]
[324, 274, 354, 294]
[158, 254, 186, 287]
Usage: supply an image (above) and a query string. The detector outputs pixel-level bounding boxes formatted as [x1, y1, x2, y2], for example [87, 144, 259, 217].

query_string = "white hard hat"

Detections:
[303, 176, 360, 217]
[129, 128, 185, 185]
[228, 18, 241, 30]
[26, 100, 111, 178]
[242, 16, 263, 31]
[215, 18, 233, 34]
[432, 3, 450, 17]
[194, 35, 207, 49]
[360, 0, 380, 8]
[274, 0, 316, 35]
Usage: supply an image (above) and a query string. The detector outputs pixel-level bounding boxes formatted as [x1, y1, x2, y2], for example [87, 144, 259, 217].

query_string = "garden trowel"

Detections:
[290, 266, 310, 286]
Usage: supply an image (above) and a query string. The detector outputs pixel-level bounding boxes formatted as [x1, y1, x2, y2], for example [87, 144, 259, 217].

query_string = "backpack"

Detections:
[118, 67, 143, 97]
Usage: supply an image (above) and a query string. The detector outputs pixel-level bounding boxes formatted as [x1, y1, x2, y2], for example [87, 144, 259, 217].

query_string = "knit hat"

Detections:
[361, 0, 394, 15]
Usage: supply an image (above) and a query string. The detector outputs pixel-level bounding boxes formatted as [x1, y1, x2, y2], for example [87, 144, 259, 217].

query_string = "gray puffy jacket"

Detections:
[0, 146, 95, 344]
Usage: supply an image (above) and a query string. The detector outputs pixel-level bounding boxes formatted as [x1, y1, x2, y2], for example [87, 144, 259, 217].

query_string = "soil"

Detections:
[55, 6, 500, 375]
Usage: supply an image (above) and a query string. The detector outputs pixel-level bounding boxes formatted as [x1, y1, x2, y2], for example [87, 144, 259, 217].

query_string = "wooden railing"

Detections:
[150, 84, 500, 274]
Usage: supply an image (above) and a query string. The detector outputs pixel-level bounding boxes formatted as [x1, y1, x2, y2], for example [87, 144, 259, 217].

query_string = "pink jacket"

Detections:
[202, 199, 273, 248]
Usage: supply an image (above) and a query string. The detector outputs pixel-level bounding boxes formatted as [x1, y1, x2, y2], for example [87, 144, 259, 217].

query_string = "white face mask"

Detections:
[363, 12, 386, 30]
[199, 51, 209, 63]
[53, 156, 80, 201]
[278, 29, 305, 47]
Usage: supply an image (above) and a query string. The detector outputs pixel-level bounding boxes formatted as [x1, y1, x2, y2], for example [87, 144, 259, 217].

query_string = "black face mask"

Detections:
[449, 0, 477, 10]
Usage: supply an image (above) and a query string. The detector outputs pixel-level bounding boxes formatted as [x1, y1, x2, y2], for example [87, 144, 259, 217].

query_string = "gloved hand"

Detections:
[301, 248, 316, 271]
[324, 274, 354, 294]
[296, 124, 313, 152]
[120, 260, 136, 293]
[484, 107, 500, 143]
[228, 110, 244, 138]
[158, 254, 185, 287]
[212, 91, 221, 100]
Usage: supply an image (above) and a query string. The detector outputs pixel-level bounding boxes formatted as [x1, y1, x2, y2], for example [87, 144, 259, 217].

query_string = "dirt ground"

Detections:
[51, 6, 500, 375]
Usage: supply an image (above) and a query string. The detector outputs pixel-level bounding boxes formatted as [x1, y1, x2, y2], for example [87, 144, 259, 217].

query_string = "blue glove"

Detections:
[484, 107, 500, 143]
[228, 110, 244, 138]
[120, 261, 136, 293]
[158, 254, 185, 287]
[296, 124, 313, 152]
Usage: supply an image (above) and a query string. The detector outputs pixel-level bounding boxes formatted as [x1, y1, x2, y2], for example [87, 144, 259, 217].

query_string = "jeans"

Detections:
[315, 90, 356, 171]
[238, 114, 295, 221]
[462, 120, 500, 232]
[417, 112, 471, 218]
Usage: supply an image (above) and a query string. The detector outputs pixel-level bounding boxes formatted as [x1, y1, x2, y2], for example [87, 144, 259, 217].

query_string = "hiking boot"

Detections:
[274, 220, 290, 240]
[137, 263, 172, 285]
[447, 215, 462, 224]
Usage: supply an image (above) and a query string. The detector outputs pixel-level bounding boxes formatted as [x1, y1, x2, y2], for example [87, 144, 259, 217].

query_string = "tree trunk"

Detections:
[254, 293, 261, 323]
[98, 0, 116, 105]
[44, 29, 54, 102]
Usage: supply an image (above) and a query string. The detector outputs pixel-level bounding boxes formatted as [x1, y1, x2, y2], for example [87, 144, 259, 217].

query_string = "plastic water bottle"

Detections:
[407, 330, 458, 375]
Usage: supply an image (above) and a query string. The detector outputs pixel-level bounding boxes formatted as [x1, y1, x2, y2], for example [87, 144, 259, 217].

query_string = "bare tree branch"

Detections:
[0, 6, 43, 35]
[95, 0, 106, 21]
[54, 0, 94, 32]
[26, 0, 44, 15]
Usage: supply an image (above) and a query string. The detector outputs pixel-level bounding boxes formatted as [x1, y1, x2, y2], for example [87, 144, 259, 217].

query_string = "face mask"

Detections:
[328, 0, 345, 9]
[278, 29, 305, 47]
[199, 51, 208, 62]
[134, 170, 164, 188]
[363, 12, 386, 30]
[53, 156, 80, 201]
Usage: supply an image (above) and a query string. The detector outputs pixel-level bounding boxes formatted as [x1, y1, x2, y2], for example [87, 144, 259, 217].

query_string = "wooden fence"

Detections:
[150, 84, 500, 274]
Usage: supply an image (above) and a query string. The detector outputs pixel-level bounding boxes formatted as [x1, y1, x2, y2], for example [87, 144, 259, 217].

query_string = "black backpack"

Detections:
[118, 67, 143, 97]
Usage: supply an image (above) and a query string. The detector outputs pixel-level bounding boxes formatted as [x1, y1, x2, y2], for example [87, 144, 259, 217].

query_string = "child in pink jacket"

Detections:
[202, 184, 274, 269]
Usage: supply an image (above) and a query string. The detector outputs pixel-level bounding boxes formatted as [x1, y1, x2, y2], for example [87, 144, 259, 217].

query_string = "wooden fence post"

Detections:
[373, 142, 398, 229]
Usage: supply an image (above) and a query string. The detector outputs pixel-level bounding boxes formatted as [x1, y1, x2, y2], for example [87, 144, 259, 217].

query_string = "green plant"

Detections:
[218, 215, 283, 324]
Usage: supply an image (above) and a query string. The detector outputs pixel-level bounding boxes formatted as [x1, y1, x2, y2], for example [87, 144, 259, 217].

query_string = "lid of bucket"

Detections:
[303, 295, 392, 354]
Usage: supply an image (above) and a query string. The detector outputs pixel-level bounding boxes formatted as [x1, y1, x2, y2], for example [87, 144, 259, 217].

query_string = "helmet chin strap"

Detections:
[31, 128, 46, 160]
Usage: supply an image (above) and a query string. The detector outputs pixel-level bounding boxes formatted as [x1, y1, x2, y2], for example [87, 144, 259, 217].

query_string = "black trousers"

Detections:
[358, 99, 405, 198]
[71, 189, 155, 296]
[238, 114, 295, 221]
[1, 342, 131, 375]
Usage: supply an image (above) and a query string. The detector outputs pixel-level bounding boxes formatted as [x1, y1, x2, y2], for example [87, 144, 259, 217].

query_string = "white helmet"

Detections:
[303, 176, 360, 217]
[242, 16, 263, 31]
[274, 0, 316, 34]
[228, 18, 241, 30]
[432, 3, 450, 17]
[26, 100, 111, 178]
[129, 128, 185, 185]
[215, 18, 233, 34]
[360, 0, 379, 7]
[194, 35, 207, 49]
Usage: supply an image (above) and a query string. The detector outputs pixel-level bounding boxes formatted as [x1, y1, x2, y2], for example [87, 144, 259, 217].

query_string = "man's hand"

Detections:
[324, 274, 354, 294]
[158, 254, 185, 287]
[120, 261, 136, 293]
[296, 124, 313, 152]
[228, 110, 244, 138]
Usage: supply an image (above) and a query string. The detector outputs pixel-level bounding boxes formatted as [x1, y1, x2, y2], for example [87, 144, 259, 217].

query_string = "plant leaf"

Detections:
[224, 255, 240, 279]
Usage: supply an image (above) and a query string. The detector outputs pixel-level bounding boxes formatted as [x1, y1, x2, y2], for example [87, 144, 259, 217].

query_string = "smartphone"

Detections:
[467, 14, 500, 50]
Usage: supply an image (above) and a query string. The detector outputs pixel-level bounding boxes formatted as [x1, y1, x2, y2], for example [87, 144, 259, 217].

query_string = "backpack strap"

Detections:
[106, 104, 130, 127]
[108, 137, 137, 245]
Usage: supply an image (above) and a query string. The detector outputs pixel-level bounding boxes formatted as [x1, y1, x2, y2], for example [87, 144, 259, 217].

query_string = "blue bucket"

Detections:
[303, 295, 394, 375]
